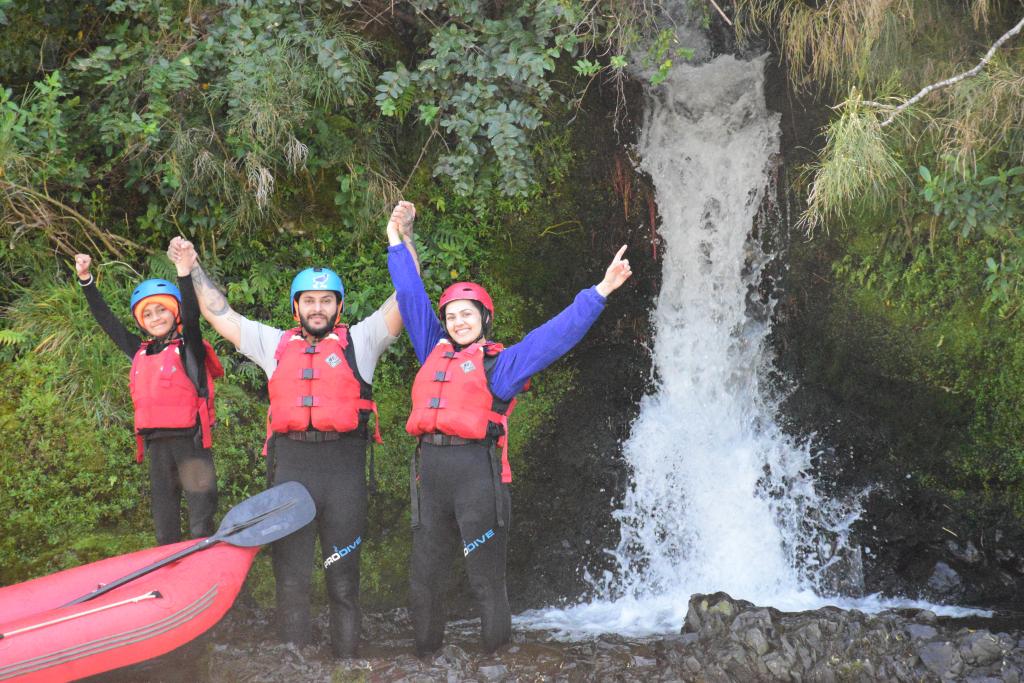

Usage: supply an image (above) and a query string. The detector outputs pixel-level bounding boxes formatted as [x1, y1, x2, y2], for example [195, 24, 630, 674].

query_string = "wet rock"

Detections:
[927, 561, 964, 598]
[958, 629, 1004, 666]
[115, 597, 1024, 683]
[905, 623, 938, 640]
[917, 641, 965, 679]
[729, 608, 775, 656]
[477, 663, 509, 680]
[947, 540, 982, 565]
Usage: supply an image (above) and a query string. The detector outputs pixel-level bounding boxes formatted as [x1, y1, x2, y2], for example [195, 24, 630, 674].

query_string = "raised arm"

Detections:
[380, 200, 421, 337]
[74, 253, 141, 358]
[168, 237, 243, 349]
[487, 245, 633, 399]
[386, 202, 446, 363]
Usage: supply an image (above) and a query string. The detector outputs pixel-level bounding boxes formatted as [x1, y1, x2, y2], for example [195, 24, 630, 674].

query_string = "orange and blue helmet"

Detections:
[129, 279, 181, 328]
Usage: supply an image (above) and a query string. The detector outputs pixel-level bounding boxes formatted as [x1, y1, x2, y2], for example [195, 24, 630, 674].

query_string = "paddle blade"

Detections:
[216, 481, 316, 547]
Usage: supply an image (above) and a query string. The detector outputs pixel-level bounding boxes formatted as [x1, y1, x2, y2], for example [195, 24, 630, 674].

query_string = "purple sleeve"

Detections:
[488, 287, 607, 400]
[387, 243, 444, 364]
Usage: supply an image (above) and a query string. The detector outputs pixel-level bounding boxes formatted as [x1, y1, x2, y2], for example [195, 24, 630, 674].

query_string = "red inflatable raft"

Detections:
[0, 541, 259, 682]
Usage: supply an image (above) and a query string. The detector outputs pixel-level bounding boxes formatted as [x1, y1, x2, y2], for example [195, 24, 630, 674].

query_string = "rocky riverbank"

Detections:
[89, 591, 1024, 682]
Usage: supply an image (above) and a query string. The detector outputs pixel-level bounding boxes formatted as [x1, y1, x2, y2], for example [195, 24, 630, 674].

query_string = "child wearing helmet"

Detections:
[386, 208, 632, 656]
[75, 253, 222, 546]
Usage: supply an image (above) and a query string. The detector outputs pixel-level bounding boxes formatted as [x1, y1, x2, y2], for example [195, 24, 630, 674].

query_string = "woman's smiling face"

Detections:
[444, 299, 483, 345]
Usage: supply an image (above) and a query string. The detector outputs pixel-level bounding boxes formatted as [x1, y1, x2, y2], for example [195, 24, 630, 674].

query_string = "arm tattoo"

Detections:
[379, 292, 398, 316]
[191, 264, 233, 317]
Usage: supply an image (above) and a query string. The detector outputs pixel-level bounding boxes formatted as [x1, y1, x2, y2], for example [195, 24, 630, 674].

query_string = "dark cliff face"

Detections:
[761, 51, 1024, 608]
[500, 74, 661, 611]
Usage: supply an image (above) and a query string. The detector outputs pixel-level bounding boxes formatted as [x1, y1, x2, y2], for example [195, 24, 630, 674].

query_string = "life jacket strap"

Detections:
[357, 399, 383, 444]
[410, 444, 422, 529]
[197, 398, 213, 449]
[488, 442, 505, 529]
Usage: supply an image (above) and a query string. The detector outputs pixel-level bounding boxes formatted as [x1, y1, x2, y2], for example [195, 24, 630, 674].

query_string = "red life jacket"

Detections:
[130, 338, 224, 463]
[265, 326, 381, 445]
[406, 339, 527, 483]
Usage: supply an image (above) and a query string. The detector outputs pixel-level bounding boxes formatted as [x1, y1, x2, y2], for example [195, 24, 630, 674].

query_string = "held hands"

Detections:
[74, 254, 92, 281]
[386, 201, 416, 246]
[167, 236, 198, 277]
[595, 245, 632, 298]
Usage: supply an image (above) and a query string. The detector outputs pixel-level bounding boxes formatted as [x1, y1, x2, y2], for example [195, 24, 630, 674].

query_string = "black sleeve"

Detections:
[80, 277, 141, 358]
[177, 274, 209, 396]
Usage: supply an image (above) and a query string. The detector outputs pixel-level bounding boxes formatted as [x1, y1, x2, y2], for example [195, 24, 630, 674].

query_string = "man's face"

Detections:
[296, 291, 340, 337]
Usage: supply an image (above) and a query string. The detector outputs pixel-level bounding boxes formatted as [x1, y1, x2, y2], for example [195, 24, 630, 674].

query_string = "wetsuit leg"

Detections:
[146, 436, 183, 545]
[317, 436, 367, 658]
[269, 438, 318, 647]
[176, 434, 217, 537]
[410, 443, 460, 657]
[452, 443, 512, 653]
[270, 435, 368, 654]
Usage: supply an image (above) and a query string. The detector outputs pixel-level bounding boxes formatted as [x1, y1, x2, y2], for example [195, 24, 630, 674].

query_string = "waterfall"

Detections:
[517, 35, 862, 637]
[517, 27, 983, 637]
[594, 49, 842, 630]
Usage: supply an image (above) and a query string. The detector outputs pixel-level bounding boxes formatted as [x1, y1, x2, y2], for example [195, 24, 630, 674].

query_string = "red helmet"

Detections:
[438, 282, 494, 317]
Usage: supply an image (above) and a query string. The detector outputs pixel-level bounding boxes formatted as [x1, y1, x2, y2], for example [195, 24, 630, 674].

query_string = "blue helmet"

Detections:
[130, 279, 182, 328]
[289, 267, 344, 321]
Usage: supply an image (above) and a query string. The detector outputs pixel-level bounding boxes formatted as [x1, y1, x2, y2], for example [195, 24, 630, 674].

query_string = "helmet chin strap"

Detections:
[151, 321, 181, 345]
[450, 332, 486, 351]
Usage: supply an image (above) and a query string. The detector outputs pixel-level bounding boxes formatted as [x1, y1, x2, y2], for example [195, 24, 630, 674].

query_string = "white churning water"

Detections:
[516, 49, 983, 638]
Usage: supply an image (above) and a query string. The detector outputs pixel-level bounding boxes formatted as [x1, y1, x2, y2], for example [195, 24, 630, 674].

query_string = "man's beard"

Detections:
[299, 312, 334, 338]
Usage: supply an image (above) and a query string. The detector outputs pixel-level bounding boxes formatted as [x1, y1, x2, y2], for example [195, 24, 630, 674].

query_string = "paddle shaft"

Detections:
[61, 538, 217, 607]
[60, 495, 299, 608]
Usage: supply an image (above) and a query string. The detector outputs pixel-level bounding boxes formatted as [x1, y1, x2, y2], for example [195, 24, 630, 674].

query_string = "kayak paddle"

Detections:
[62, 481, 316, 607]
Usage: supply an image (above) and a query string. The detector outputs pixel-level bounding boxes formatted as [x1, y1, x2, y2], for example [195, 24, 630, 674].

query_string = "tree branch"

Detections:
[863, 15, 1024, 127]
[0, 179, 139, 257]
[707, 0, 732, 27]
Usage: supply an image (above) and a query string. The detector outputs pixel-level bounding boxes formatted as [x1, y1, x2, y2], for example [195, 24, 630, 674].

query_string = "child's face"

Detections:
[141, 301, 176, 337]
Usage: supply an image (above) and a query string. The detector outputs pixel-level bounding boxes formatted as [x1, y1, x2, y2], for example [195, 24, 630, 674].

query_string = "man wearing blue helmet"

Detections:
[171, 200, 418, 658]
[74, 252, 223, 546]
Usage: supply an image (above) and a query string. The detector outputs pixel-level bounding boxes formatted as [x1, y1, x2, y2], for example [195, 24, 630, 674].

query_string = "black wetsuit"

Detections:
[262, 330, 374, 658]
[411, 441, 511, 655]
[266, 433, 367, 657]
[80, 275, 217, 544]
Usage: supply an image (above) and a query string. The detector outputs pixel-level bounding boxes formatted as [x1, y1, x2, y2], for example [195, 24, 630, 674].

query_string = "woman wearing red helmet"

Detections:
[387, 206, 632, 656]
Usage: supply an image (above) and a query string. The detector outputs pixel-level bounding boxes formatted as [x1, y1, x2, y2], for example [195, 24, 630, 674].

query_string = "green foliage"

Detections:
[0, 0, 623, 601]
[372, 1, 701, 196]
[831, 230, 1024, 513]
[375, 0, 577, 196]
[800, 93, 907, 231]
[918, 161, 1024, 313]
